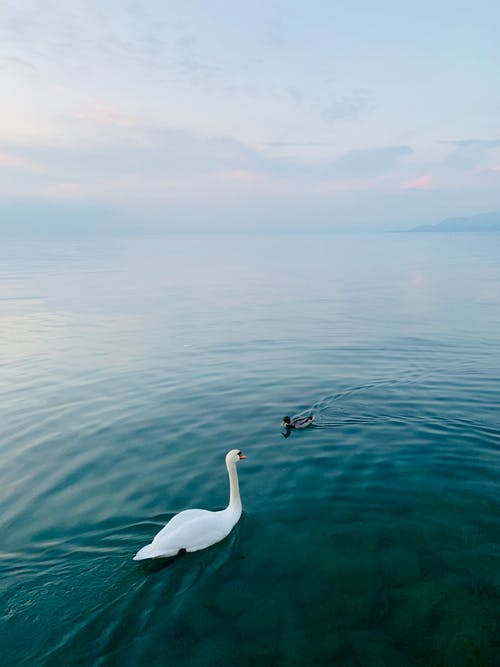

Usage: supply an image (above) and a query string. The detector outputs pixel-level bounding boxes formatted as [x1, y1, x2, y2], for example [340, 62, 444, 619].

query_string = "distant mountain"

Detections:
[408, 211, 500, 232]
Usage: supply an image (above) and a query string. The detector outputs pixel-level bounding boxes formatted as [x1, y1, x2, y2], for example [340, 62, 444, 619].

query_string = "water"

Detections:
[1, 232, 499, 666]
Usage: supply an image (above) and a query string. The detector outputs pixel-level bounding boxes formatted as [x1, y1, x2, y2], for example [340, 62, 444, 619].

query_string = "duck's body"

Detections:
[133, 449, 246, 561]
[281, 415, 314, 430]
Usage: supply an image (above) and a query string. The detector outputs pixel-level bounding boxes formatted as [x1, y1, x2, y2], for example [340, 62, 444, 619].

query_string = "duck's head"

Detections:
[226, 449, 247, 465]
[281, 416, 292, 427]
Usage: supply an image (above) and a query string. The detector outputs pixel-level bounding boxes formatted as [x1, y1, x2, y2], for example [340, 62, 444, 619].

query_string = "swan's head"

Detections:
[281, 416, 291, 427]
[226, 449, 247, 465]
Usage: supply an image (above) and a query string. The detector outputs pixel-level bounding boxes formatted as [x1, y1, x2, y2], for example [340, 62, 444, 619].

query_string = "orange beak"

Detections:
[239, 453, 247, 459]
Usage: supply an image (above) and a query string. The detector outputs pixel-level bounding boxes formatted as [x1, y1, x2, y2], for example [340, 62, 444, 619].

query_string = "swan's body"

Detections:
[133, 449, 246, 561]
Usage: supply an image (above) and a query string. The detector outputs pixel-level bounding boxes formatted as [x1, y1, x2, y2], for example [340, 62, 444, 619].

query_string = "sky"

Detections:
[1, 0, 499, 234]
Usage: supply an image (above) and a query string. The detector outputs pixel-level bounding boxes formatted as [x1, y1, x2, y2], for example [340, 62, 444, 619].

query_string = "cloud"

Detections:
[322, 145, 413, 179]
[442, 139, 500, 169]
[264, 141, 329, 148]
[261, 19, 285, 49]
[322, 90, 375, 123]
[0, 124, 275, 202]
[0, 55, 36, 71]
[286, 87, 305, 108]
[0, 151, 43, 171]
[322, 100, 361, 121]
[0, 126, 262, 181]
[403, 175, 434, 190]
[72, 106, 137, 128]
[0, 103, 416, 202]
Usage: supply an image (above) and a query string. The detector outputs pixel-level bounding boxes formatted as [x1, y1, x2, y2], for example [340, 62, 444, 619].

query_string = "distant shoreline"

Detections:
[406, 211, 500, 233]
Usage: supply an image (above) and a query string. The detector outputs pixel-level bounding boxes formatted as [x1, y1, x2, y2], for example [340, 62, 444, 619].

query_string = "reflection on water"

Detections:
[0, 233, 499, 665]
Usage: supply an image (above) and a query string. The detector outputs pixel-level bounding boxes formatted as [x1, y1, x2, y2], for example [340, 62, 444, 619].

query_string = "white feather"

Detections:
[133, 450, 245, 560]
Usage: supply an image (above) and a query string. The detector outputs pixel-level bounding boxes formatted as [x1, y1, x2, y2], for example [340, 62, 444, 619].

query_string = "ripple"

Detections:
[1, 234, 500, 666]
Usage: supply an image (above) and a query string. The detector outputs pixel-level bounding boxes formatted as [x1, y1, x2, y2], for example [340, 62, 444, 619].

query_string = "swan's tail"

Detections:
[133, 543, 156, 561]
[133, 542, 180, 561]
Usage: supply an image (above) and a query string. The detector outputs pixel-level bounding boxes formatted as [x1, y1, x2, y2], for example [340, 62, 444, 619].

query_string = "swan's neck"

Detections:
[227, 461, 241, 511]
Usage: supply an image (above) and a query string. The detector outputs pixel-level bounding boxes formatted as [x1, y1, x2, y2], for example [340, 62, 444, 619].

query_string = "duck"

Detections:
[281, 415, 315, 429]
[133, 449, 247, 561]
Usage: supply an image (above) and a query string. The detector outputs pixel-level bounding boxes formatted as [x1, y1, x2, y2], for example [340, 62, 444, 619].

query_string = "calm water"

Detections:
[1, 233, 499, 666]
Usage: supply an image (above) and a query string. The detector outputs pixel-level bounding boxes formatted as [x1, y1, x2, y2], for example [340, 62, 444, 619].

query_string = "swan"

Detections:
[133, 449, 247, 561]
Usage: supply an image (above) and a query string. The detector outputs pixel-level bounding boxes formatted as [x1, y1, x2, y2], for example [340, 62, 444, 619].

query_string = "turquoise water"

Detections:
[1, 233, 499, 666]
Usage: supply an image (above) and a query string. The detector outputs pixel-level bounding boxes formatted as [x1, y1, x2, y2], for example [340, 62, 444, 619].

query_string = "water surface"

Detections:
[1, 233, 499, 665]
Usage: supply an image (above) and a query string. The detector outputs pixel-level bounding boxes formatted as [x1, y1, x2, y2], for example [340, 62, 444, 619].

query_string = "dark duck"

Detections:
[281, 415, 315, 430]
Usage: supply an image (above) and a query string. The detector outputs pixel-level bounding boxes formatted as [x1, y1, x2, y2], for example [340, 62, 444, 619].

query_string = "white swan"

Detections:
[133, 449, 247, 560]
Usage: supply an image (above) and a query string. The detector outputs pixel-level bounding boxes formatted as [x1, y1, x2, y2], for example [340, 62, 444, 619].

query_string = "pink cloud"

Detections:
[403, 174, 434, 190]
[73, 106, 137, 128]
[46, 182, 83, 197]
[0, 151, 43, 172]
